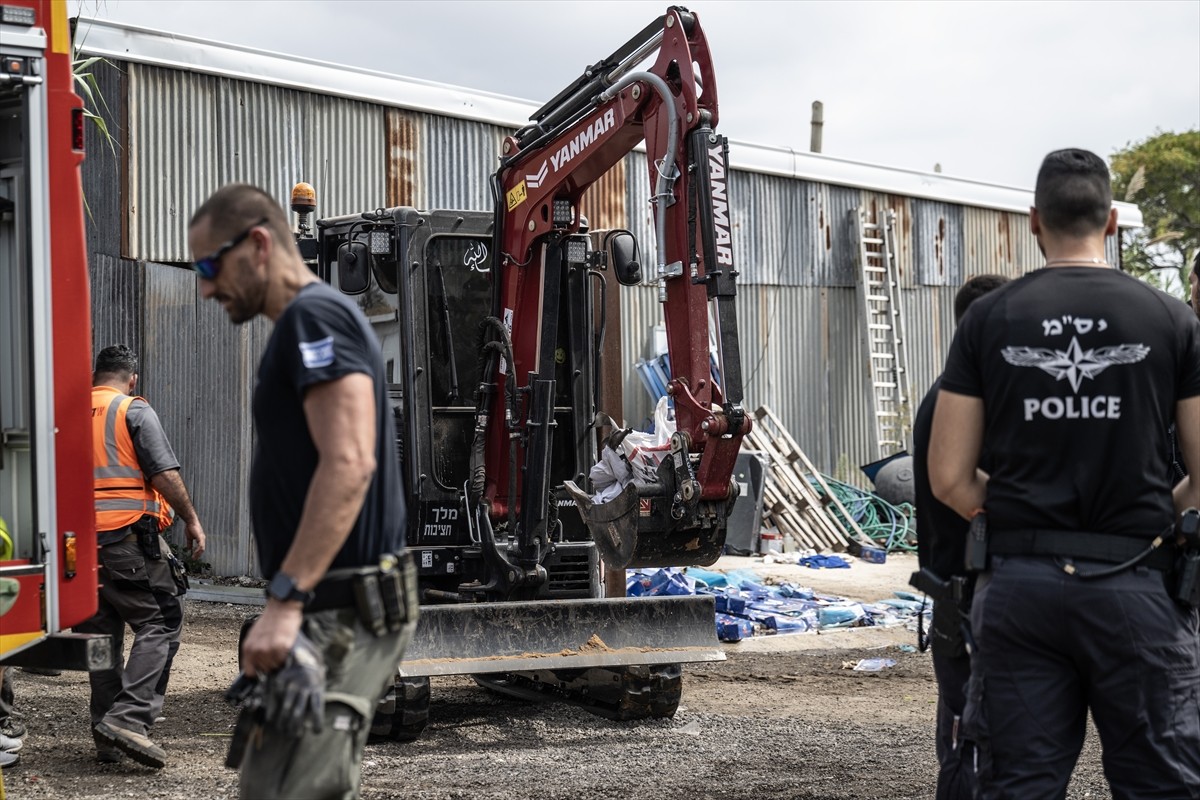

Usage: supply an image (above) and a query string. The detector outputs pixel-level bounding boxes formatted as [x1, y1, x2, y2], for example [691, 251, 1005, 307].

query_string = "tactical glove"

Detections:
[263, 631, 326, 738]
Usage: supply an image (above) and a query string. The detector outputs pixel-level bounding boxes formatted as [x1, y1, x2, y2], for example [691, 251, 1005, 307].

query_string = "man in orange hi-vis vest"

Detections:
[76, 345, 206, 769]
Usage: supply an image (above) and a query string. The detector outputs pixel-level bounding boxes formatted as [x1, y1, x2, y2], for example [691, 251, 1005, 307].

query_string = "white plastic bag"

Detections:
[588, 397, 676, 503]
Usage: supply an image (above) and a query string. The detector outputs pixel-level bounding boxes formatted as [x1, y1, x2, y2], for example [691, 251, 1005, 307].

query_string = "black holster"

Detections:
[964, 512, 988, 573]
[909, 567, 975, 657]
[1169, 509, 1200, 610]
[133, 515, 163, 560]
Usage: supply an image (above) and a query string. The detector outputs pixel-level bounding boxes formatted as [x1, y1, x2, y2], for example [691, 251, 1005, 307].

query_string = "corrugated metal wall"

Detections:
[89, 256, 270, 576]
[127, 64, 385, 262]
[86, 60, 1127, 572]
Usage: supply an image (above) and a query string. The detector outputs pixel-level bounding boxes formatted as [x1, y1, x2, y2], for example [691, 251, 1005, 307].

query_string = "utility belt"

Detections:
[975, 509, 1200, 609]
[105, 517, 189, 595]
[306, 551, 419, 637]
[988, 528, 1177, 572]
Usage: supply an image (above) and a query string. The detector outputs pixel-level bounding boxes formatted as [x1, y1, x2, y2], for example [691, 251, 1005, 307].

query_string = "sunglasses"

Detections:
[192, 217, 269, 280]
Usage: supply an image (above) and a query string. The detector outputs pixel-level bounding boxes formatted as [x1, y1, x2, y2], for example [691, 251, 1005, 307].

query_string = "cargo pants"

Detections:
[237, 607, 415, 800]
[965, 554, 1200, 800]
[930, 600, 976, 800]
[74, 533, 184, 735]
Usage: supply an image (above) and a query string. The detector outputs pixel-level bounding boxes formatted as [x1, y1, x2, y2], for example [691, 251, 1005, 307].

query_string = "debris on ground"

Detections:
[627, 567, 931, 642]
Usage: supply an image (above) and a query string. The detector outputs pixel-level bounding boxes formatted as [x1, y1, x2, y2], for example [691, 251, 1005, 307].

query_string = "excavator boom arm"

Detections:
[474, 6, 750, 575]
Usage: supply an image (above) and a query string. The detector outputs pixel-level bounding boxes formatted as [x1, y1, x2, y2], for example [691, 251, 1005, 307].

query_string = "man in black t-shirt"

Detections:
[912, 273, 1007, 800]
[930, 149, 1200, 799]
[189, 185, 415, 799]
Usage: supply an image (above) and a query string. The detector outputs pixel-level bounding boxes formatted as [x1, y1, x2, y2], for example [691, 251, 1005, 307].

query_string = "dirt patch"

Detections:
[0, 599, 1115, 800]
[577, 634, 610, 653]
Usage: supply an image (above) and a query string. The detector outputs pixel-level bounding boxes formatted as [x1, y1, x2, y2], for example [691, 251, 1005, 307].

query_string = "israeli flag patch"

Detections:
[298, 336, 335, 369]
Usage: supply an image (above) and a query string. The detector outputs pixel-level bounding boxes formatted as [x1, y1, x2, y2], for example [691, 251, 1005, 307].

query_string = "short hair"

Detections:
[188, 183, 295, 255]
[1034, 149, 1113, 237]
[1193, 250, 1199, 277]
[94, 344, 138, 380]
[955, 274, 1009, 323]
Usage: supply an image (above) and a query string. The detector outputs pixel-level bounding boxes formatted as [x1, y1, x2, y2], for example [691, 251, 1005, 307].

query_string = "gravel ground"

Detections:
[1, 571, 1113, 800]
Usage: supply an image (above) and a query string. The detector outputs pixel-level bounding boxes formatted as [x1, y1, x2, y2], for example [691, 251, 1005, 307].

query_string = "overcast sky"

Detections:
[77, 0, 1199, 188]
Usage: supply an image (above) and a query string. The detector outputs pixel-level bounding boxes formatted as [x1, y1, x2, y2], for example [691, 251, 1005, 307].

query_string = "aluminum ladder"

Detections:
[852, 207, 911, 457]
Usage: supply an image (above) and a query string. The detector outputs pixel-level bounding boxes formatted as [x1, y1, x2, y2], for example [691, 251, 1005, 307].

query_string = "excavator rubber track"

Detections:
[370, 675, 431, 743]
[473, 663, 682, 720]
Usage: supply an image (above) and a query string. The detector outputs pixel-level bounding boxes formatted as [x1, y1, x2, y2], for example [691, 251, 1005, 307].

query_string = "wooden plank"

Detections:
[752, 405, 872, 549]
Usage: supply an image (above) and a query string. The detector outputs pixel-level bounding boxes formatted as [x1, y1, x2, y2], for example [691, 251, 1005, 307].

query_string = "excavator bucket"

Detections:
[563, 480, 726, 569]
[398, 595, 723, 678]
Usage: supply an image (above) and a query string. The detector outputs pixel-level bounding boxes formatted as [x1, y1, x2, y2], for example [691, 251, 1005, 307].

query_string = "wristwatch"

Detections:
[266, 571, 314, 606]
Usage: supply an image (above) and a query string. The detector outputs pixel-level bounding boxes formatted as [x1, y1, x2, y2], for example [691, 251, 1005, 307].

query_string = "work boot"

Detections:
[0, 732, 22, 754]
[0, 719, 25, 739]
[93, 721, 165, 769]
[92, 730, 123, 764]
[0, 748, 17, 769]
[19, 667, 61, 677]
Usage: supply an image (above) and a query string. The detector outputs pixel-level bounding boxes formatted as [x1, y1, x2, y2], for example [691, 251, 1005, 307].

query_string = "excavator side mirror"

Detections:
[605, 230, 642, 286]
[336, 240, 370, 295]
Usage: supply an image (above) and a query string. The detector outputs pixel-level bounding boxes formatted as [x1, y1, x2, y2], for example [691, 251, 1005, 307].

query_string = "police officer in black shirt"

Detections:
[911, 273, 1007, 800]
[189, 185, 417, 799]
[930, 149, 1200, 799]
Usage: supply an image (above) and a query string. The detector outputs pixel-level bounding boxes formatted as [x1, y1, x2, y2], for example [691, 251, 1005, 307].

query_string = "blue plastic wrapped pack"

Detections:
[686, 567, 727, 588]
[716, 613, 755, 642]
[818, 603, 867, 628]
[798, 554, 851, 569]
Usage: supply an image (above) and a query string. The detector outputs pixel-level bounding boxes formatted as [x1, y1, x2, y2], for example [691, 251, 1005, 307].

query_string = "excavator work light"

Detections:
[368, 228, 391, 256]
[552, 199, 573, 227]
[565, 239, 588, 266]
[1, 4, 36, 25]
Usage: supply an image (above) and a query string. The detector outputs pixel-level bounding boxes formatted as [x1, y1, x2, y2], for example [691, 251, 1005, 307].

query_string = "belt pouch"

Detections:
[377, 567, 407, 633]
[134, 516, 163, 560]
[352, 572, 388, 638]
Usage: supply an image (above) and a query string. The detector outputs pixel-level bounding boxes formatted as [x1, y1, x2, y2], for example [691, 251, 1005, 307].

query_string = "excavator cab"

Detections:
[309, 204, 722, 736]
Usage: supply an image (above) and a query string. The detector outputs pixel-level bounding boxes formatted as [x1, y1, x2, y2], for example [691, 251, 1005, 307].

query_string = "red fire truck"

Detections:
[0, 0, 110, 672]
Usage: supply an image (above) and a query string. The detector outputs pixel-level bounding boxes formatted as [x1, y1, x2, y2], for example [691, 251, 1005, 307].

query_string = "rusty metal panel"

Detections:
[902, 286, 958, 404]
[386, 109, 421, 208]
[913, 199, 965, 286]
[962, 206, 1045, 280]
[417, 114, 507, 211]
[624, 152, 654, 283]
[580, 158, 627, 232]
[819, 185, 862, 288]
[859, 192, 916, 289]
[128, 64, 384, 262]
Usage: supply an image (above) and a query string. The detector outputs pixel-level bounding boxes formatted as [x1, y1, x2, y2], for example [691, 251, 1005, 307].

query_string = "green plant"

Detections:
[1110, 130, 1200, 299]
[71, 54, 118, 157]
